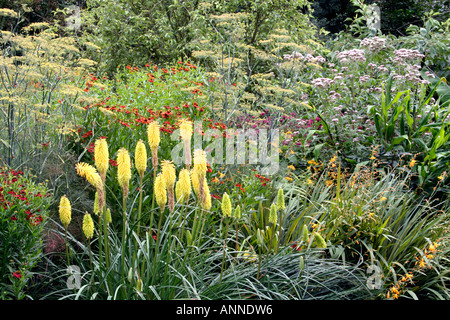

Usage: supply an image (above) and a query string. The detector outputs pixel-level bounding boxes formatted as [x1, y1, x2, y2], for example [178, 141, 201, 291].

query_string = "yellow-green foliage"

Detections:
[0, 9, 97, 169]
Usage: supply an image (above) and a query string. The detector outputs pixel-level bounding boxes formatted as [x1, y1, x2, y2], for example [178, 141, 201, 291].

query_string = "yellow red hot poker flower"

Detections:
[75, 162, 105, 212]
[201, 179, 212, 211]
[154, 173, 167, 212]
[161, 160, 176, 212]
[147, 121, 160, 169]
[82, 212, 95, 240]
[94, 137, 109, 183]
[269, 203, 277, 225]
[193, 149, 207, 203]
[75, 162, 102, 189]
[276, 188, 285, 211]
[135, 139, 147, 179]
[221, 192, 232, 218]
[59, 195, 71, 229]
[117, 147, 132, 197]
[175, 168, 191, 203]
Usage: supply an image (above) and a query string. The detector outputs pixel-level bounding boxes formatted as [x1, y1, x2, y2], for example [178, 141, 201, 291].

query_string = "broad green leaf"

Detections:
[387, 135, 409, 151]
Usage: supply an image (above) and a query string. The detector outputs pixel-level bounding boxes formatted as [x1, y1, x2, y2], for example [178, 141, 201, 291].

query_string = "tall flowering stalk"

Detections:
[275, 188, 285, 253]
[193, 149, 207, 204]
[82, 212, 95, 269]
[161, 160, 176, 213]
[179, 119, 193, 169]
[135, 140, 147, 237]
[154, 173, 167, 213]
[59, 195, 71, 230]
[59, 195, 71, 268]
[152, 172, 168, 281]
[233, 205, 241, 252]
[94, 138, 111, 267]
[94, 138, 109, 184]
[219, 192, 232, 283]
[190, 161, 211, 248]
[117, 147, 132, 285]
[201, 180, 212, 211]
[175, 168, 191, 204]
[117, 148, 132, 199]
[190, 169, 200, 198]
[276, 188, 285, 211]
[75, 162, 104, 211]
[147, 121, 160, 172]
[221, 193, 232, 218]
[175, 168, 191, 240]
[75, 162, 107, 266]
[268, 203, 278, 252]
[147, 121, 160, 231]
[195, 178, 211, 247]
[269, 202, 277, 225]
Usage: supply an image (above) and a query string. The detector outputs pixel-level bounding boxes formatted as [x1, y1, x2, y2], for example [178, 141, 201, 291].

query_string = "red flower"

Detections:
[87, 142, 95, 153]
[82, 130, 93, 139]
[119, 120, 131, 127]
[12, 271, 22, 279]
[109, 159, 118, 166]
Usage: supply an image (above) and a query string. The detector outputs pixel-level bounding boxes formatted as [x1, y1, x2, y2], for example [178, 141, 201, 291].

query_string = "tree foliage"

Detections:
[78, 0, 314, 75]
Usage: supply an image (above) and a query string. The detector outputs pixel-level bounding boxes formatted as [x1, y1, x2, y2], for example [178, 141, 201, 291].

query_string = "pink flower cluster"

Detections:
[283, 51, 326, 64]
[336, 49, 366, 64]
[393, 49, 425, 62]
[311, 77, 334, 89]
[360, 36, 387, 52]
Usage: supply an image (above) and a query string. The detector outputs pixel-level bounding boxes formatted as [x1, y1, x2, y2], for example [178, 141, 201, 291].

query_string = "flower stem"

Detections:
[219, 217, 229, 284]
[120, 193, 127, 297]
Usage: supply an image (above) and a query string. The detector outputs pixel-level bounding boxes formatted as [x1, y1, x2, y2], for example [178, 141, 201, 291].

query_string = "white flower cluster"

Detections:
[360, 36, 387, 52]
[283, 51, 326, 64]
[359, 75, 371, 83]
[390, 49, 429, 85]
[336, 49, 366, 64]
[311, 77, 334, 89]
[328, 90, 341, 102]
[392, 64, 429, 85]
[393, 49, 425, 62]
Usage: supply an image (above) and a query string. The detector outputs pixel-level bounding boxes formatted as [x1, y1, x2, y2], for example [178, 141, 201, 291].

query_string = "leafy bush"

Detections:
[75, 0, 314, 75]
[287, 158, 450, 299]
[0, 166, 52, 299]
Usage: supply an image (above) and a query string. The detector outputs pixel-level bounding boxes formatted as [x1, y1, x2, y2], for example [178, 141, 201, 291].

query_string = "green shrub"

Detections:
[0, 166, 52, 299]
[290, 159, 450, 299]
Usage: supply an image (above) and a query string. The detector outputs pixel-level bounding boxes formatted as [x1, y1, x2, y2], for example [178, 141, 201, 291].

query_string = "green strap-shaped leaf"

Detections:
[387, 135, 409, 151]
